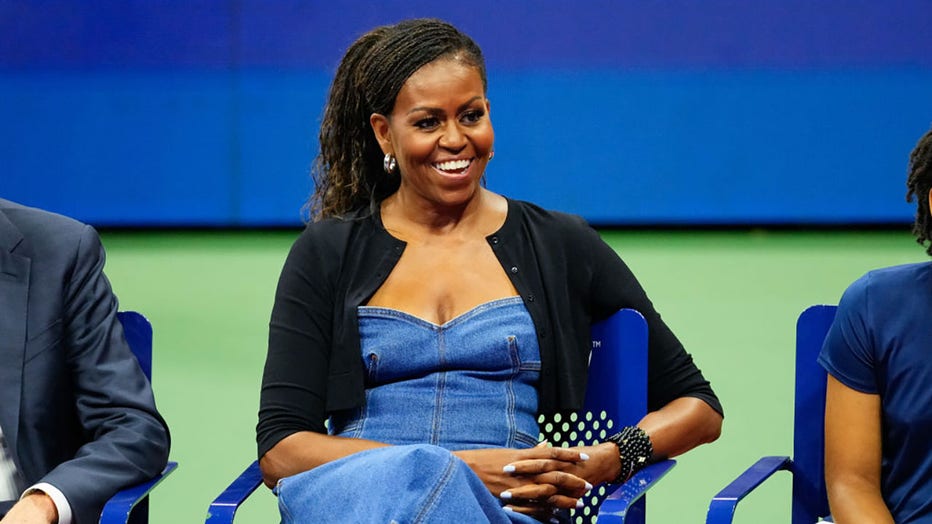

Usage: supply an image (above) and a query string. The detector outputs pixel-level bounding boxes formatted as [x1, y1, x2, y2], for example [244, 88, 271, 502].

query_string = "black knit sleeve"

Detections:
[257, 227, 337, 458]
[584, 226, 723, 417]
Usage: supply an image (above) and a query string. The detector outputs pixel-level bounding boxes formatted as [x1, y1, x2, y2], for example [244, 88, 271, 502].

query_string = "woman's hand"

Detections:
[454, 443, 592, 518]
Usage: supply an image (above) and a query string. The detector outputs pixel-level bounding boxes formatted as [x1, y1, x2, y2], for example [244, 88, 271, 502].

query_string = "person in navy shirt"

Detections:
[820, 125, 932, 523]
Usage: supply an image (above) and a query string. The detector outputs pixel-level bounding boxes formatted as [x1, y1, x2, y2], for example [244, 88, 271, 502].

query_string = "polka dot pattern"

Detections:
[537, 410, 617, 523]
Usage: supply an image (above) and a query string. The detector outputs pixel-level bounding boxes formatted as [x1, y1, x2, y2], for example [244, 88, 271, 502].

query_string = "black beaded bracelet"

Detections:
[604, 425, 653, 484]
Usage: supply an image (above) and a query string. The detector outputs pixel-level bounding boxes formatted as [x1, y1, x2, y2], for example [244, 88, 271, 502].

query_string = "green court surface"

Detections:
[97, 228, 925, 523]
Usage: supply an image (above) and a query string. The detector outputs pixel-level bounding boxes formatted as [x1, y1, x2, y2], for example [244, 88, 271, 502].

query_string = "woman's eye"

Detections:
[461, 110, 484, 124]
[414, 117, 439, 129]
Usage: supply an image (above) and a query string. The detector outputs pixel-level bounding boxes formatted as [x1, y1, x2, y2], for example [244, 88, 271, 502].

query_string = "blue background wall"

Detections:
[2, 1, 931, 226]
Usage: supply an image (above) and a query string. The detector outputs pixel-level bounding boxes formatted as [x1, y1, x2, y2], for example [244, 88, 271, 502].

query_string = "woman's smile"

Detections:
[431, 157, 474, 179]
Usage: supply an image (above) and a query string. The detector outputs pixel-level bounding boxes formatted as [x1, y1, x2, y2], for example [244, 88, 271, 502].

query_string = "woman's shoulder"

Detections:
[290, 207, 377, 258]
[506, 198, 592, 235]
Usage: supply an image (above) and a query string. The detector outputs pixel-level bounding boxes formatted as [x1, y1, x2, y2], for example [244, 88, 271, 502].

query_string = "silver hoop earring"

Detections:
[383, 154, 397, 174]
[489, 150, 495, 161]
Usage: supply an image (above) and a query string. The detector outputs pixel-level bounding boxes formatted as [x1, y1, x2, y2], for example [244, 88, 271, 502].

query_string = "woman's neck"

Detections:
[380, 188, 506, 240]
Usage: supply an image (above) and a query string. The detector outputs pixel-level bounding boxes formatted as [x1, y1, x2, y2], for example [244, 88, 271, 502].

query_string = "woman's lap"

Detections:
[275, 444, 545, 524]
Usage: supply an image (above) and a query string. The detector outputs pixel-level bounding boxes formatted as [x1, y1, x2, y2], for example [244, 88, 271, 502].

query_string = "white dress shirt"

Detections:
[0, 427, 23, 501]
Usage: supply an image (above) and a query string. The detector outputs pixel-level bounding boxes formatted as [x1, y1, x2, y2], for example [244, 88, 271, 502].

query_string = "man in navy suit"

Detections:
[0, 198, 169, 524]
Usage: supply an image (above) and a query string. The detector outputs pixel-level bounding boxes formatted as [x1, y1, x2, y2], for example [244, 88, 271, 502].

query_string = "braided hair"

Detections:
[905, 126, 932, 255]
[308, 19, 487, 220]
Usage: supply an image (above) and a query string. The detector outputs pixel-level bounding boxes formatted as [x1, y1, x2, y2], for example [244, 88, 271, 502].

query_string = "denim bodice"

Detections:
[329, 296, 541, 450]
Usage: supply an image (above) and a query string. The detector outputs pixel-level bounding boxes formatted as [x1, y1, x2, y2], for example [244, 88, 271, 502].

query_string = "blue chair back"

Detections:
[207, 308, 673, 524]
[538, 308, 673, 524]
[100, 311, 177, 524]
[791, 304, 836, 523]
[705, 304, 836, 524]
[118, 311, 154, 379]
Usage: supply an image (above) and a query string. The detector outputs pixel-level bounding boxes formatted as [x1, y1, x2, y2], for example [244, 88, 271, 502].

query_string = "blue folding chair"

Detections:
[98, 311, 178, 524]
[206, 308, 675, 524]
[705, 305, 837, 524]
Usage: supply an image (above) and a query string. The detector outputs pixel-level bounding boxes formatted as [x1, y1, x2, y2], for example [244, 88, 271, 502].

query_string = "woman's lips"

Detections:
[432, 158, 473, 175]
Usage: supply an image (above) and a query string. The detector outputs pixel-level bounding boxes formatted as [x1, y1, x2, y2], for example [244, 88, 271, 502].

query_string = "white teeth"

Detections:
[433, 159, 471, 172]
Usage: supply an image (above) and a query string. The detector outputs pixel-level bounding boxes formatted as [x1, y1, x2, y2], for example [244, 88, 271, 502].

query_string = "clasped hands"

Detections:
[453, 441, 621, 521]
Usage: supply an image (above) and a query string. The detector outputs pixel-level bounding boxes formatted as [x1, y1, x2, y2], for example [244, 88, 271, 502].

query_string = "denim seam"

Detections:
[411, 452, 459, 524]
[506, 335, 520, 448]
[433, 328, 446, 445]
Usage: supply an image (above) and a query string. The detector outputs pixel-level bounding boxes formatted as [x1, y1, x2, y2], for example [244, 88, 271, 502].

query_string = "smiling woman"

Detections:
[256, 18, 723, 524]
[371, 57, 494, 211]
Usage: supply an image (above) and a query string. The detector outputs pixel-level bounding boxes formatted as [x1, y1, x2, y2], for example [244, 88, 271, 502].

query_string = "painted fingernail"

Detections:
[579, 453, 590, 461]
[576, 499, 585, 508]
[503, 505, 515, 512]
[550, 518, 561, 524]
[585, 482, 593, 491]
[503, 464, 516, 473]
[500, 491, 513, 500]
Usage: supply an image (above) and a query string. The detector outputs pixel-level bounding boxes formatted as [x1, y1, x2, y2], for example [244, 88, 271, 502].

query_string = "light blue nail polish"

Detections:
[585, 482, 593, 491]
[576, 499, 584, 508]
[579, 452, 590, 461]
[503, 505, 515, 512]
[550, 518, 561, 524]
[500, 491, 512, 500]
[503, 464, 516, 473]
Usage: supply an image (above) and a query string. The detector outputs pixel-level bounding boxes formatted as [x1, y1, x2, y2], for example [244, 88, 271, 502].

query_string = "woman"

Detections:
[257, 18, 723, 523]
[820, 126, 932, 523]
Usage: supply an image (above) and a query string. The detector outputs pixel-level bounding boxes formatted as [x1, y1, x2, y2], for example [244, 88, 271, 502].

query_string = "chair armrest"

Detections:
[705, 456, 792, 524]
[596, 459, 677, 523]
[205, 461, 264, 524]
[99, 461, 178, 524]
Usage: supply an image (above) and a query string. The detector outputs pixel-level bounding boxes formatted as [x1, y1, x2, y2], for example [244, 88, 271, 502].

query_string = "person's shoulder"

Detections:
[842, 261, 932, 307]
[854, 261, 931, 291]
[289, 207, 374, 256]
[507, 198, 591, 235]
[1, 198, 87, 231]
[0, 198, 93, 252]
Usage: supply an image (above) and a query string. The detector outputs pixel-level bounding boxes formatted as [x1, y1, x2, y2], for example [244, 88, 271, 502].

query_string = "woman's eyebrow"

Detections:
[406, 97, 483, 116]
[457, 96, 484, 112]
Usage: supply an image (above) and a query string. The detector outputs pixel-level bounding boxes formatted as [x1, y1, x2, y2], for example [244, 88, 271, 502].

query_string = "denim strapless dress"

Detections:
[274, 297, 555, 524]
[331, 295, 542, 450]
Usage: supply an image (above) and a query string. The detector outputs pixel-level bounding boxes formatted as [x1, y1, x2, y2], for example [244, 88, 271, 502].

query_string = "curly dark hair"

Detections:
[905, 126, 932, 255]
[307, 19, 487, 220]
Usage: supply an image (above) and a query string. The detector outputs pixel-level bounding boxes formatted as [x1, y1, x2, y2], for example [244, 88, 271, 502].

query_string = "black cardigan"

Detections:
[257, 199, 721, 457]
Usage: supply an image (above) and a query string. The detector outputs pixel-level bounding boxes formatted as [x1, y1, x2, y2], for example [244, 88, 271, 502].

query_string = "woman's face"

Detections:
[371, 58, 494, 208]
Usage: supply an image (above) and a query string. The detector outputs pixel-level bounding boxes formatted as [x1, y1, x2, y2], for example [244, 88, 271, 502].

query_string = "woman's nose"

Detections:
[439, 123, 467, 150]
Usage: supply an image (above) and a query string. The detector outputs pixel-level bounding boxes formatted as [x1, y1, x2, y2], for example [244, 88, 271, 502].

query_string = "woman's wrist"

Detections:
[591, 442, 624, 485]
[603, 425, 654, 484]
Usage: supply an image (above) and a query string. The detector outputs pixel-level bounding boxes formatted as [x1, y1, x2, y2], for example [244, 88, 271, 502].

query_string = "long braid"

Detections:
[310, 27, 388, 220]
[905, 126, 932, 255]
[308, 19, 486, 220]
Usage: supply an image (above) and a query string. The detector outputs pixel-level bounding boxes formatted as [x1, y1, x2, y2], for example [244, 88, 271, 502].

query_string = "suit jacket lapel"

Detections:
[0, 208, 28, 471]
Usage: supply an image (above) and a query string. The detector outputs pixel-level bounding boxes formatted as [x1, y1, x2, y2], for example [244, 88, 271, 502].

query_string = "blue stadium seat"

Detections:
[705, 305, 837, 524]
[98, 311, 178, 524]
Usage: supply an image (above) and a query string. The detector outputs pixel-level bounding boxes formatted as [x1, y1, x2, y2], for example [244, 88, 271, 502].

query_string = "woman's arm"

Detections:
[638, 396, 722, 459]
[824, 374, 893, 523]
[505, 396, 722, 494]
[259, 432, 388, 488]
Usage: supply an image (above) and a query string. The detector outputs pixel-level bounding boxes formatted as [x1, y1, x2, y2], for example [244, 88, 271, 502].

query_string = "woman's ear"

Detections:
[370, 113, 392, 155]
